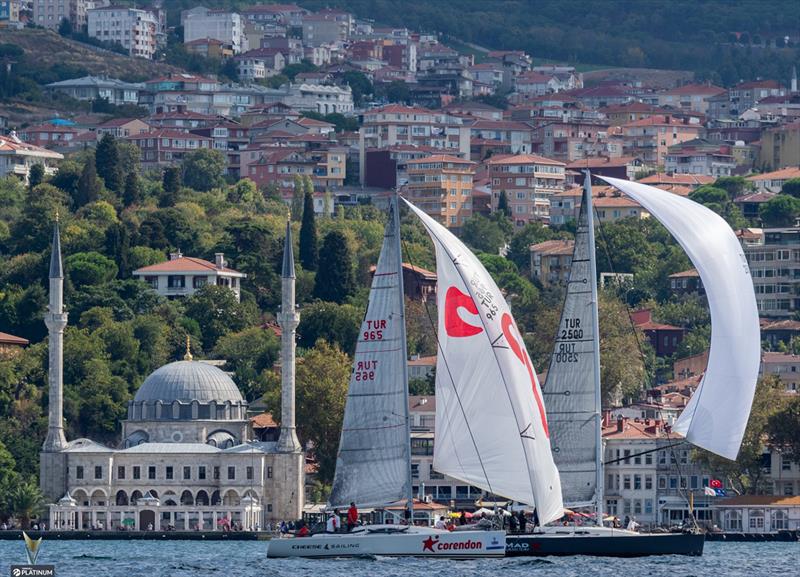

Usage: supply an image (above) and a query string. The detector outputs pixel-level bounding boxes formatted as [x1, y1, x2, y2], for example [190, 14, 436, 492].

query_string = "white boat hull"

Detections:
[267, 526, 506, 558]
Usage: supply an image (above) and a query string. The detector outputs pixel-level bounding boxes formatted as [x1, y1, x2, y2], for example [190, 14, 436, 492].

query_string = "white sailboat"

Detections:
[267, 196, 506, 558]
[506, 172, 759, 556]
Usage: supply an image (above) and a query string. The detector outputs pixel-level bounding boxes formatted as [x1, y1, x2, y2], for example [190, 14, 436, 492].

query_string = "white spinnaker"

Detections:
[599, 176, 760, 460]
[404, 199, 563, 525]
[329, 197, 411, 508]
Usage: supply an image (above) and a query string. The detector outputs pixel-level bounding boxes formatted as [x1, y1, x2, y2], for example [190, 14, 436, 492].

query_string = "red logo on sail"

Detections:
[501, 313, 550, 438]
[444, 286, 483, 337]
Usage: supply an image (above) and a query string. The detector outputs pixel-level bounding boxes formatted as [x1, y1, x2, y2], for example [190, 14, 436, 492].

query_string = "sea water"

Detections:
[0, 540, 796, 576]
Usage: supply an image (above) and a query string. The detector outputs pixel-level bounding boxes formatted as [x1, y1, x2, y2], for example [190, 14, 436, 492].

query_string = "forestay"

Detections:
[599, 176, 760, 460]
[543, 182, 598, 507]
[329, 197, 412, 508]
[404, 199, 564, 525]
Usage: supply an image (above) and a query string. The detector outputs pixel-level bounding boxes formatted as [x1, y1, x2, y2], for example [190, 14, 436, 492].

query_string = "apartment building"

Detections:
[235, 48, 286, 82]
[33, 0, 87, 31]
[282, 83, 353, 115]
[664, 138, 736, 177]
[302, 10, 352, 47]
[742, 228, 800, 318]
[759, 122, 800, 171]
[621, 115, 705, 167]
[0, 133, 63, 183]
[125, 129, 212, 169]
[248, 147, 347, 192]
[404, 155, 475, 229]
[487, 154, 566, 226]
[656, 84, 726, 114]
[88, 6, 159, 59]
[529, 239, 574, 287]
[182, 7, 246, 54]
[358, 105, 472, 183]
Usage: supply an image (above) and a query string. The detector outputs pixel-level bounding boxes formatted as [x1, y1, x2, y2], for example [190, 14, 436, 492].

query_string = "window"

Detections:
[227, 466, 235, 480]
[429, 464, 444, 480]
[645, 499, 653, 515]
[690, 476, 699, 490]
[267, 466, 273, 479]
[193, 277, 207, 289]
[634, 454, 641, 465]
[669, 476, 678, 489]
[645, 476, 653, 490]
[634, 475, 641, 490]
[214, 466, 220, 480]
[246, 466, 253, 480]
[624, 449, 631, 464]
[133, 466, 140, 480]
[645, 453, 653, 465]
[782, 455, 792, 471]
[783, 482, 794, 496]
[198, 466, 206, 480]
[623, 475, 631, 490]
[749, 509, 765, 530]
[166, 466, 173, 480]
[168, 275, 185, 289]
[411, 463, 419, 479]
[634, 499, 642, 515]
[76, 466, 84, 480]
[148, 466, 156, 480]
[94, 466, 103, 480]
[117, 466, 125, 480]
[183, 466, 191, 480]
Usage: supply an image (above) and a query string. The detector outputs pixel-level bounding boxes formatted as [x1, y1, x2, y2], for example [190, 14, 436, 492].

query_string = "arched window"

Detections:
[724, 510, 742, 531]
[196, 490, 209, 506]
[115, 490, 129, 506]
[772, 510, 788, 530]
[130, 490, 143, 505]
[180, 490, 194, 506]
[211, 490, 221, 506]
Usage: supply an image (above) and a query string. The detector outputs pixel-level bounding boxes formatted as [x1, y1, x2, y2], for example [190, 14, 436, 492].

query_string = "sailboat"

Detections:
[505, 172, 760, 556]
[267, 196, 509, 558]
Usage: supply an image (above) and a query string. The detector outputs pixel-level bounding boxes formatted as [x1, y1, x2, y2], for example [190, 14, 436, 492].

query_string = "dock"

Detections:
[0, 530, 270, 541]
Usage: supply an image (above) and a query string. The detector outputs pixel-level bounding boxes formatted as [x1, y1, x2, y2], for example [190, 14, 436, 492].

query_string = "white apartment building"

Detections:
[182, 7, 247, 54]
[88, 6, 159, 59]
[33, 0, 87, 31]
[133, 252, 246, 302]
[282, 83, 353, 115]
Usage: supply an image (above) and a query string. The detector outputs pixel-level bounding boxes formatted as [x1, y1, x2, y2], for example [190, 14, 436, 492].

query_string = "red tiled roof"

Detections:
[488, 153, 564, 167]
[408, 356, 436, 366]
[746, 167, 800, 181]
[250, 412, 278, 428]
[566, 156, 638, 169]
[406, 154, 475, 165]
[530, 239, 574, 256]
[717, 495, 800, 507]
[133, 256, 241, 275]
[638, 173, 714, 186]
[668, 268, 699, 279]
[0, 332, 29, 346]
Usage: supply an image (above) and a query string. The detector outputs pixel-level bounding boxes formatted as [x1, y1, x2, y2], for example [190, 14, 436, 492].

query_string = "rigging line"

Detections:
[601, 440, 688, 465]
[405, 207, 543, 506]
[399, 227, 494, 498]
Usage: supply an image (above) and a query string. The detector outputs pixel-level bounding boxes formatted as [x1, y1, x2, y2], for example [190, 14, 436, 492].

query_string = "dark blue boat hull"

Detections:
[505, 532, 705, 557]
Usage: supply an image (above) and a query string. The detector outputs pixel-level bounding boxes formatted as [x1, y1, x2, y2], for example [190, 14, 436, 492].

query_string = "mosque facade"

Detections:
[40, 219, 305, 531]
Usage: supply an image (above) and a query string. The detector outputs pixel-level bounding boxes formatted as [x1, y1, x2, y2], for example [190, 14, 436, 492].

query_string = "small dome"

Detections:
[134, 361, 243, 404]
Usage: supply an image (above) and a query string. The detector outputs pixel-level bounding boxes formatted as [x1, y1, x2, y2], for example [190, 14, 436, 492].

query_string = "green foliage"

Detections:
[713, 176, 753, 198]
[181, 149, 227, 192]
[184, 285, 259, 350]
[65, 251, 119, 286]
[123, 171, 142, 207]
[213, 327, 280, 401]
[161, 166, 182, 206]
[28, 164, 45, 191]
[314, 231, 356, 303]
[7, 479, 45, 529]
[759, 195, 800, 227]
[75, 156, 101, 209]
[689, 185, 746, 228]
[341, 70, 373, 106]
[294, 340, 351, 483]
[291, 175, 304, 221]
[598, 291, 647, 404]
[507, 221, 568, 273]
[460, 213, 511, 254]
[299, 191, 319, 271]
[298, 301, 363, 355]
[95, 134, 123, 194]
[767, 396, 800, 464]
[781, 178, 800, 198]
[497, 190, 510, 217]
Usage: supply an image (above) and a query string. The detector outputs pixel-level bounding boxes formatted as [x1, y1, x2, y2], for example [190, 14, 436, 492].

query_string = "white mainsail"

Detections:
[599, 176, 760, 460]
[404, 199, 564, 525]
[329, 196, 412, 508]
[543, 178, 601, 508]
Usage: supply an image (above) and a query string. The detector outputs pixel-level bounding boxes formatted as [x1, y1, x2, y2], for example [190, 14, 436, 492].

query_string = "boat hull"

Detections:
[267, 527, 506, 559]
[506, 530, 704, 557]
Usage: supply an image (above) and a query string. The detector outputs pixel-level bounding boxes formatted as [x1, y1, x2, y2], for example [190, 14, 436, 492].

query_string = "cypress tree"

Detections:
[28, 163, 45, 191]
[314, 230, 355, 303]
[299, 191, 318, 271]
[75, 156, 100, 208]
[123, 171, 142, 207]
[95, 133, 123, 193]
[498, 190, 511, 217]
[291, 174, 304, 220]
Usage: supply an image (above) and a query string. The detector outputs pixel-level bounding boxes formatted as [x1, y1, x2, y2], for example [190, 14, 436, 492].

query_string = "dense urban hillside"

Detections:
[149, 0, 800, 85]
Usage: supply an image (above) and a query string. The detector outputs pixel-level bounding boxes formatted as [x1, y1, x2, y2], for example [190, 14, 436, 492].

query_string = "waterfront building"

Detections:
[42, 220, 304, 530]
[132, 252, 246, 302]
[713, 495, 800, 532]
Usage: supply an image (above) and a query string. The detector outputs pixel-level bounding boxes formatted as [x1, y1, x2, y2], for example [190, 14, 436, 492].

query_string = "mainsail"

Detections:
[329, 196, 412, 508]
[543, 177, 600, 508]
[404, 199, 564, 526]
[599, 176, 760, 460]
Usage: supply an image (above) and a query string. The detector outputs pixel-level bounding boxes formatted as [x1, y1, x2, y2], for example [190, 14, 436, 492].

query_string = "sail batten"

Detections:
[543, 179, 600, 508]
[599, 176, 760, 461]
[329, 197, 412, 509]
[403, 199, 564, 525]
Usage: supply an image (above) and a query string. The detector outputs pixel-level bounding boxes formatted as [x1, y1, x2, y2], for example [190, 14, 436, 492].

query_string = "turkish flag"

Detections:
[710, 479, 723, 489]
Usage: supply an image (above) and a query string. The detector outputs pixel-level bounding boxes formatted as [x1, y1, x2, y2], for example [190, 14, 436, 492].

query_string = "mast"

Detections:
[584, 171, 604, 526]
[395, 191, 414, 520]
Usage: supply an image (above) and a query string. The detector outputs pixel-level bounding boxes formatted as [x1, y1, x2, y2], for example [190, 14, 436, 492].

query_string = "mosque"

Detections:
[39, 219, 305, 531]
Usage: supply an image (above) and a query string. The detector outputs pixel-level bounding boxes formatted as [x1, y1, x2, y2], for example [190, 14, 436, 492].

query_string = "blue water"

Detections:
[0, 540, 796, 576]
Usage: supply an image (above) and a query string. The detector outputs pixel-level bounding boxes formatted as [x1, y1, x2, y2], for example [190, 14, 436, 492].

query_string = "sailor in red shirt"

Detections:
[347, 502, 358, 531]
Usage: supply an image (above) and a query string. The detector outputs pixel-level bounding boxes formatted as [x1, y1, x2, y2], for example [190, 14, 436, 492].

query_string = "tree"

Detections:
[181, 149, 227, 192]
[781, 178, 800, 198]
[314, 231, 356, 303]
[213, 326, 280, 401]
[766, 396, 800, 465]
[65, 252, 119, 286]
[95, 133, 123, 193]
[714, 176, 752, 198]
[58, 17, 73, 37]
[123, 171, 142, 207]
[299, 191, 319, 271]
[291, 175, 304, 221]
[385, 80, 410, 104]
[759, 195, 800, 227]
[294, 340, 350, 483]
[161, 166, 182, 207]
[694, 375, 786, 494]
[598, 291, 647, 405]
[28, 164, 45, 191]
[497, 190, 511, 217]
[183, 285, 258, 350]
[297, 301, 362, 354]
[75, 156, 101, 208]
[507, 221, 564, 272]
[460, 213, 510, 254]
[8, 479, 45, 529]
[342, 70, 373, 106]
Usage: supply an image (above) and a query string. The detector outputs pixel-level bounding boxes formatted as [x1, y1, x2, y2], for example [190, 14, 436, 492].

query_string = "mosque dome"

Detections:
[134, 361, 243, 404]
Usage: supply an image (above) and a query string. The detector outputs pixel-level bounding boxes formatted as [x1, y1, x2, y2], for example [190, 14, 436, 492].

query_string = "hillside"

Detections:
[0, 28, 179, 82]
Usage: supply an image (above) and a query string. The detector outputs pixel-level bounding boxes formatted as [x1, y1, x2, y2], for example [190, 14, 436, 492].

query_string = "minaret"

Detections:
[276, 216, 302, 453]
[42, 218, 68, 452]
